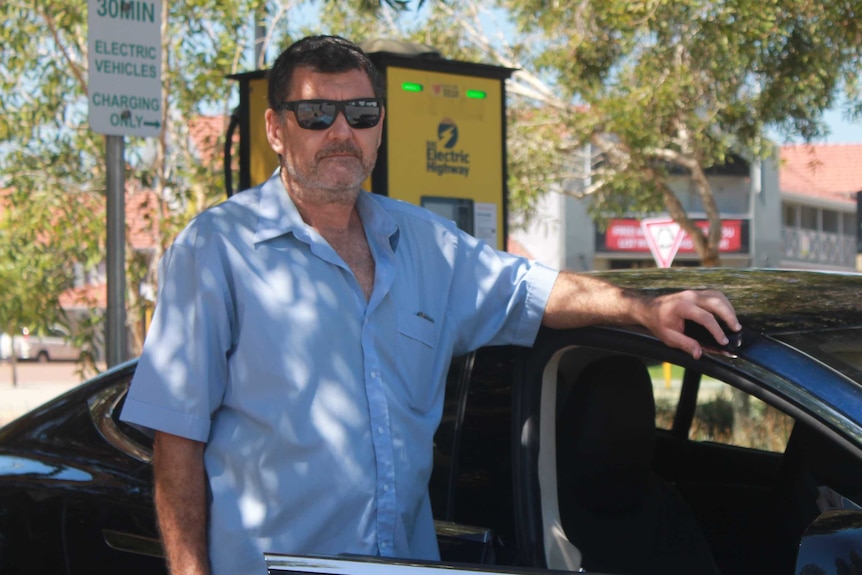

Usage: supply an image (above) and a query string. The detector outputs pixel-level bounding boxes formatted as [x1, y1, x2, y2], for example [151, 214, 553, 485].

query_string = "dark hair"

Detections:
[267, 35, 384, 109]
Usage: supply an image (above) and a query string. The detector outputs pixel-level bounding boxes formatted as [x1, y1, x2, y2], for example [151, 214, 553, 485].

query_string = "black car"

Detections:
[2, 269, 862, 575]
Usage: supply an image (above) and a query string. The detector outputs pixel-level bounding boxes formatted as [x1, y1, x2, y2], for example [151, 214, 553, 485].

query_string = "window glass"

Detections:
[843, 213, 856, 236]
[648, 361, 680, 430]
[783, 204, 797, 227]
[691, 379, 794, 452]
[800, 206, 818, 230]
[645, 362, 794, 452]
[822, 210, 839, 233]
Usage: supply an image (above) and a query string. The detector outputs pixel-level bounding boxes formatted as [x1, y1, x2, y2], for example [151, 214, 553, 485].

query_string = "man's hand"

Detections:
[636, 289, 741, 359]
[542, 272, 740, 359]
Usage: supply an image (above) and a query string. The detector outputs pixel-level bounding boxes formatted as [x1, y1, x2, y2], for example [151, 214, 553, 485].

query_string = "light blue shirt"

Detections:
[121, 172, 558, 575]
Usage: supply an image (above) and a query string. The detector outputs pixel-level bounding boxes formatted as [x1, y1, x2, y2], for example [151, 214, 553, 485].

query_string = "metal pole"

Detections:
[255, 7, 266, 69]
[106, 134, 128, 367]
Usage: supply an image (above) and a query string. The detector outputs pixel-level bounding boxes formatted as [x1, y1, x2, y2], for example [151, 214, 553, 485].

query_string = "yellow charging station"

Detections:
[228, 47, 513, 250]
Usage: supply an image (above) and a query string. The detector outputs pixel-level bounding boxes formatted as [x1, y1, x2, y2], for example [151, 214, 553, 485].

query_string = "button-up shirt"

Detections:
[121, 172, 558, 575]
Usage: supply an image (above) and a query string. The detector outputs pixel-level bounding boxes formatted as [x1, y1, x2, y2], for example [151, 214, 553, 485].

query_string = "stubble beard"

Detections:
[283, 143, 376, 207]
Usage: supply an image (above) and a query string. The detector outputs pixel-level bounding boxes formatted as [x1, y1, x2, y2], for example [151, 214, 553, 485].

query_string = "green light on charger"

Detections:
[466, 89, 487, 99]
[401, 82, 424, 93]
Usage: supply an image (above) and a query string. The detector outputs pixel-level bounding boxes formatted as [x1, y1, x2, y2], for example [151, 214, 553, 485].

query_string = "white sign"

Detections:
[88, 0, 162, 137]
[641, 217, 684, 268]
[474, 202, 498, 247]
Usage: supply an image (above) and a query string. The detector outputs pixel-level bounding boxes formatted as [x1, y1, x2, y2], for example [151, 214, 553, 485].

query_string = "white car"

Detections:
[1, 326, 80, 362]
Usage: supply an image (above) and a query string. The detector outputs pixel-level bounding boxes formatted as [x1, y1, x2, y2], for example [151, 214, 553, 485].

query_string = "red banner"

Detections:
[604, 219, 744, 253]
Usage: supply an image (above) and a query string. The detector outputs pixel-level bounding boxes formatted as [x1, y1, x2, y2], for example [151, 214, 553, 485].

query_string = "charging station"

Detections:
[227, 44, 514, 250]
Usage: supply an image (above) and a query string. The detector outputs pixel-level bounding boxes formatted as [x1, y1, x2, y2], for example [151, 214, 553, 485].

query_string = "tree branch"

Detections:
[39, 8, 88, 95]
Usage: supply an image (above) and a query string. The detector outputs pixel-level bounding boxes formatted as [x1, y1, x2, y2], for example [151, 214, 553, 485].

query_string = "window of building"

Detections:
[843, 213, 856, 237]
[823, 210, 839, 233]
[784, 205, 798, 227]
[800, 206, 818, 230]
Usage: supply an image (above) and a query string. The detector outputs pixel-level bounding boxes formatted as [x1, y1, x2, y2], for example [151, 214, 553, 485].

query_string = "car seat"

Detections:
[555, 355, 721, 575]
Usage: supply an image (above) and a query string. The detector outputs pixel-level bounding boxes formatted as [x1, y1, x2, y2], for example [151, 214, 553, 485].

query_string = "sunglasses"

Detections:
[275, 98, 384, 130]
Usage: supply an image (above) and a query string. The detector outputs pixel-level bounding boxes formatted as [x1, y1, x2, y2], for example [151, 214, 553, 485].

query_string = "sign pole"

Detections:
[105, 135, 128, 367]
[88, 0, 162, 366]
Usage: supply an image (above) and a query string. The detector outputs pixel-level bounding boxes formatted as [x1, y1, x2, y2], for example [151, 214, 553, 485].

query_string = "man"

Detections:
[121, 35, 739, 575]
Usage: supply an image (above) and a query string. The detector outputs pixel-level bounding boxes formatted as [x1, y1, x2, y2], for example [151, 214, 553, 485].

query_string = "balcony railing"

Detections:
[783, 227, 856, 269]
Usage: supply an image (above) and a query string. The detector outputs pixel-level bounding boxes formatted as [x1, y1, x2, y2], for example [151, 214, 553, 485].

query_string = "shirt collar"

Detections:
[356, 189, 400, 253]
[252, 170, 400, 252]
[252, 171, 307, 245]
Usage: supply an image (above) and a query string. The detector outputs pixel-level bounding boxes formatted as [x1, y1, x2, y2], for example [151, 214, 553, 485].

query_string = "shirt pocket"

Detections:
[396, 313, 438, 412]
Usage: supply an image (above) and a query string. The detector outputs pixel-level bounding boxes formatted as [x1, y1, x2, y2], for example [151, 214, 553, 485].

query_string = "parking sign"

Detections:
[88, 0, 162, 138]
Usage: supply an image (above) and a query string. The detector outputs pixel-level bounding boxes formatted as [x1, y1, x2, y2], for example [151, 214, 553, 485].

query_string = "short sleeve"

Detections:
[120, 239, 234, 442]
[448, 231, 559, 354]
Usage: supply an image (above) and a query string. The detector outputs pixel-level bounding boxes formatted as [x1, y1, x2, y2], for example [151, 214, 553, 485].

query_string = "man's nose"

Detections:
[325, 111, 354, 138]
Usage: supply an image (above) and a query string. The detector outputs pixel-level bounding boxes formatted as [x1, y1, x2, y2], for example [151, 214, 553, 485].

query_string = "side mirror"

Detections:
[796, 510, 862, 574]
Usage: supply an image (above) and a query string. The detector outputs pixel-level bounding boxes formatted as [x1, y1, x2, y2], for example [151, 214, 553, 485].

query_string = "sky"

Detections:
[803, 104, 862, 144]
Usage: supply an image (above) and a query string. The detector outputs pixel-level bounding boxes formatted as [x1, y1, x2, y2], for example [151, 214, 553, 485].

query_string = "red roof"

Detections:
[780, 144, 862, 203]
[58, 283, 107, 310]
[126, 187, 160, 251]
[189, 115, 231, 168]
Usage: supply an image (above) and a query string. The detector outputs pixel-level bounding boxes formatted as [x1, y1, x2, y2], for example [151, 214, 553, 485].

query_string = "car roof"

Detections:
[593, 268, 862, 334]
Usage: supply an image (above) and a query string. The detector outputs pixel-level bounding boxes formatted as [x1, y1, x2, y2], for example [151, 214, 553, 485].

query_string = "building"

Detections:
[511, 143, 862, 272]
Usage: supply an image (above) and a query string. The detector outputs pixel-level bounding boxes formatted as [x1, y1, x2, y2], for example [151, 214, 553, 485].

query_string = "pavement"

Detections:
[0, 360, 99, 426]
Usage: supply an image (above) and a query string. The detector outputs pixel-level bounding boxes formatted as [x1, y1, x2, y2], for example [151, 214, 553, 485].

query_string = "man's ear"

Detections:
[265, 108, 285, 155]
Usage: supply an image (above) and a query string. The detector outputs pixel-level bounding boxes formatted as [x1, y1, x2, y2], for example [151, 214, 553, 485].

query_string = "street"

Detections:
[0, 360, 96, 426]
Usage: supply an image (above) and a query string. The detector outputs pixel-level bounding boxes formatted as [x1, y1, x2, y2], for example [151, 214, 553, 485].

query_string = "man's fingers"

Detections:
[651, 289, 741, 358]
[661, 328, 703, 360]
[696, 290, 742, 332]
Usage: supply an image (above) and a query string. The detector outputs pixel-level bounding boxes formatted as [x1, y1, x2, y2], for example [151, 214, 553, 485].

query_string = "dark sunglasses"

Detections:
[275, 98, 384, 130]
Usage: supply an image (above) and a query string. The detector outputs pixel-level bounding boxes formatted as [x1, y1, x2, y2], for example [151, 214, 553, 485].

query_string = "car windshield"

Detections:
[772, 327, 862, 384]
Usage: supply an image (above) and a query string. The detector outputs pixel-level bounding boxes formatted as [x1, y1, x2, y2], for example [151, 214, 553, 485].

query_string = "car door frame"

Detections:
[509, 324, 862, 573]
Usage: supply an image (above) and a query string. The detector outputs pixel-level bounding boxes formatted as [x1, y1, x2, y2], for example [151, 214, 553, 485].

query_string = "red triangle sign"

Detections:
[640, 218, 684, 268]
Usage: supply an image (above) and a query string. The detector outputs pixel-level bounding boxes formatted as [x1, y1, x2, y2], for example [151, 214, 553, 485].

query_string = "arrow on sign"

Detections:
[640, 217, 684, 268]
[143, 121, 161, 128]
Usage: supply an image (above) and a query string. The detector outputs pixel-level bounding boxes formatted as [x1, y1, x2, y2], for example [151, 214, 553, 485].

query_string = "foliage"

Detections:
[0, 0, 267, 363]
[425, 0, 862, 265]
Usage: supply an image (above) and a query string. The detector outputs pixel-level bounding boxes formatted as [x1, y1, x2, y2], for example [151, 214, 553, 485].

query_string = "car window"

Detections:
[649, 361, 680, 431]
[690, 379, 794, 452]
[646, 362, 794, 453]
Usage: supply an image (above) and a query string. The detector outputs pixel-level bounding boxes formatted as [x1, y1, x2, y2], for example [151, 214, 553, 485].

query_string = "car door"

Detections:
[511, 325, 862, 575]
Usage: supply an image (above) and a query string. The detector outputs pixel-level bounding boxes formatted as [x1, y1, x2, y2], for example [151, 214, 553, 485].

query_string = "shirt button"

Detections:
[383, 484, 390, 492]
[370, 370, 380, 379]
[377, 426, 385, 434]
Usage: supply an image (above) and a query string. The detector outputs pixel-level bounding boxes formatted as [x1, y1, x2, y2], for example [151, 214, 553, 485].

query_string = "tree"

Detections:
[0, 190, 80, 386]
[0, 0, 270, 369]
[413, 0, 862, 266]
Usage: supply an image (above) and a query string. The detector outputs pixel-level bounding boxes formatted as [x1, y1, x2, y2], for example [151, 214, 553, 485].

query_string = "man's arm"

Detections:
[542, 271, 740, 360]
[153, 431, 210, 575]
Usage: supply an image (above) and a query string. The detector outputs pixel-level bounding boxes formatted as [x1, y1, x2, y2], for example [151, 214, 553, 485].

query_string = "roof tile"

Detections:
[780, 143, 862, 203]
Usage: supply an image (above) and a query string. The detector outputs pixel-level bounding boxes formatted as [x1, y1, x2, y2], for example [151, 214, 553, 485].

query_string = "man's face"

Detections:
[265, 67, 384, 204]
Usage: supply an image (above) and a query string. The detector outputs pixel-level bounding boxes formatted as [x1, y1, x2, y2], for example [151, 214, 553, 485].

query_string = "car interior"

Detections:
[539, 346, 862, 575]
